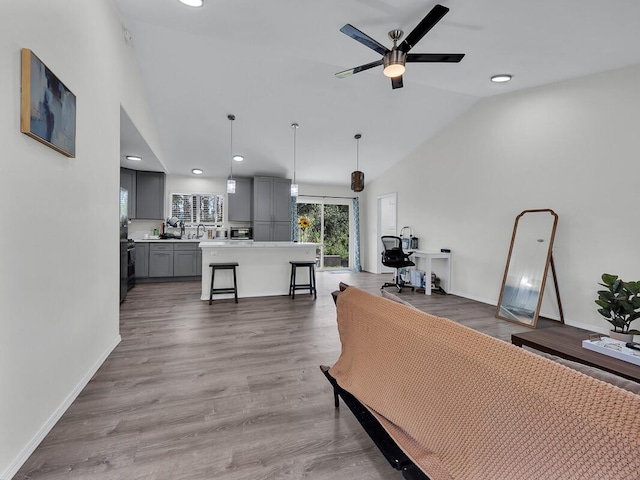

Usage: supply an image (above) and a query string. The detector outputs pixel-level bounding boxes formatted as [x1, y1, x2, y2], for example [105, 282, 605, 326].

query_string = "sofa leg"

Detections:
[320, 365, 340, 408]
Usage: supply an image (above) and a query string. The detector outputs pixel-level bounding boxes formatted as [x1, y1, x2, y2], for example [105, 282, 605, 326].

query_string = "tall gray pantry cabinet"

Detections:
[252, 176, 291, 241]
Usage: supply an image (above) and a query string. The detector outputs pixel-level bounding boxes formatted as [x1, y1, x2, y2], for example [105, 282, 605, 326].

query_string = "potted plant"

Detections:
[595, 273, 640, 342]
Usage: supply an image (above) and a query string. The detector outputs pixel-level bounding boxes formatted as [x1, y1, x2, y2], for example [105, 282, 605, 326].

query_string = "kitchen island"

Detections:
[199, 241, 318, 300]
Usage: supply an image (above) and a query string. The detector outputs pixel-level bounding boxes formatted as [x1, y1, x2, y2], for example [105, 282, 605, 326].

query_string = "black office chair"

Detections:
[381, 236, 415, 292]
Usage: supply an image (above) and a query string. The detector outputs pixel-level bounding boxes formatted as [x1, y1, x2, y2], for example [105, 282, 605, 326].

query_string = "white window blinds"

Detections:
[170, 193, 224, 225]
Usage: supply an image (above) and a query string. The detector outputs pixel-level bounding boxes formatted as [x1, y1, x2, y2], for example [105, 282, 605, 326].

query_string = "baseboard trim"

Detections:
[1, 335, 121, 480]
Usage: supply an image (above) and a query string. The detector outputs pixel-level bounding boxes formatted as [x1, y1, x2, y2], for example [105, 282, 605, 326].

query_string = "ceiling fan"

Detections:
[336, 4, 465, 89]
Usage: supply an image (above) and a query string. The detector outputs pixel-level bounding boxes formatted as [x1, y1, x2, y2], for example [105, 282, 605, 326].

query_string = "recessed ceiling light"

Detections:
[232, 155, 244, 162]
[178, 0, 203, 7]
[491, 74, 512, 83]
[192, 168, 203, 175]
[126, 155, 142, 161]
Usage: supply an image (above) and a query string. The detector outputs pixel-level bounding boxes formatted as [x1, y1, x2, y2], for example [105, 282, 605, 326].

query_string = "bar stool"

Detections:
[209, 262, 239, 304]
[289, 261, 317, 300]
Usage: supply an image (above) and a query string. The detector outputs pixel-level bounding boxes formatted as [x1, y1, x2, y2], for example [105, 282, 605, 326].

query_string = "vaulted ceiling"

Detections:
[115, 0, 640, 186]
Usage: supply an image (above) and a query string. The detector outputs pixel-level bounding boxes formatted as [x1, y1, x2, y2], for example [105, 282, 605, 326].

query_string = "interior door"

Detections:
[377, 193, 397, 274]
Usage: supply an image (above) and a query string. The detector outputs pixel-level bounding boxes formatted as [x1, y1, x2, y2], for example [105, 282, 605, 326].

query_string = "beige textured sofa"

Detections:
[323, 286, 640, 480]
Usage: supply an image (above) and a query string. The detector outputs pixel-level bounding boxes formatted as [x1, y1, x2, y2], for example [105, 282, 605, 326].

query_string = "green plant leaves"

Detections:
[595, 273, 640, 334]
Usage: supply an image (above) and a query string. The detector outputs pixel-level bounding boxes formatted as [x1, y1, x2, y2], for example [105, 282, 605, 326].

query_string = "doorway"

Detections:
[297, 198, 352, 270]
[376, 193, 397, 274]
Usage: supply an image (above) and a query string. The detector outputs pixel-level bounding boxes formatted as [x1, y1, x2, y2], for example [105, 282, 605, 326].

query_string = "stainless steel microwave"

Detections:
[230, 227, 252, 239]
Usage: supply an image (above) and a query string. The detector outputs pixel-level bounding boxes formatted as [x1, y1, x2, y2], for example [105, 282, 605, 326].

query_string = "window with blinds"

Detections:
[170, 193, 224, 225]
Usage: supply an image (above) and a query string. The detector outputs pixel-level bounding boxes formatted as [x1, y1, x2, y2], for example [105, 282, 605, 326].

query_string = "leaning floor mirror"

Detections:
[496, 209, 564, 328]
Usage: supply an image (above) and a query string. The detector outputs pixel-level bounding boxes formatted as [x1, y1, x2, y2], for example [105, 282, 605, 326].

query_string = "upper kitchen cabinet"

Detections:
[227, 177, 252, 222]
[252, 177, 291, 241]
[136, 171, 165, 219]
[120, 168, 136, 219]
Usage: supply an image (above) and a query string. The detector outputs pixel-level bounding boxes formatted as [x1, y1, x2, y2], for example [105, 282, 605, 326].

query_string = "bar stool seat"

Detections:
[289, 261, 317, 300]
[209, 262, 239, 304]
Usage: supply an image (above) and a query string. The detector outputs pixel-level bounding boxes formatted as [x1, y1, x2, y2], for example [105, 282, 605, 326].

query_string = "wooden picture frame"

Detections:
[20, 48, 76, 157]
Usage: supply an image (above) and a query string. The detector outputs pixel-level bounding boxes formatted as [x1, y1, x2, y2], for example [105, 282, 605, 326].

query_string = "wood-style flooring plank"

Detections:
[14, 272, 545, 479]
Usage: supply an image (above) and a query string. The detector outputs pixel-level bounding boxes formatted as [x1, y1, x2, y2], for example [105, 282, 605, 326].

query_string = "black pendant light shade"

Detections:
[351, 133, 365, 192]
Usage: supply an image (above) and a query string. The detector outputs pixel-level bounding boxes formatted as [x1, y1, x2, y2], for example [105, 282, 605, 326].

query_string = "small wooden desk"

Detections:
[511, 325, 640, 383]
[410, 250, 451, 295]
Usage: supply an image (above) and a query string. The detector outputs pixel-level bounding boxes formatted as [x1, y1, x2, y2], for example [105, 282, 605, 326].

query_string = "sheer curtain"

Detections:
[353, 197, 361, 272]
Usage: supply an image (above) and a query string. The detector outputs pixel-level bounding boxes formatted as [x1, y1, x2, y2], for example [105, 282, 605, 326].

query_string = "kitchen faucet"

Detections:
[196, 224, 205, 239]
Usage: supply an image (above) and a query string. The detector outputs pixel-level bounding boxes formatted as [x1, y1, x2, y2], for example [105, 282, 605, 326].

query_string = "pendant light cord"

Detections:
[355, 133, 362, 170]
[292, 123, 299, 184]
[228, 114, 235, 179]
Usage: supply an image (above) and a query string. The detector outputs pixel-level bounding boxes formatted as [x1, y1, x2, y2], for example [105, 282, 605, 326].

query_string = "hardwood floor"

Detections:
[14, 272, 554, 479]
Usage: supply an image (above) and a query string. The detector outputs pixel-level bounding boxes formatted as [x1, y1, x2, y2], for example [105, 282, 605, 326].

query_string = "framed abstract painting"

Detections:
[20, 48, 76, 157]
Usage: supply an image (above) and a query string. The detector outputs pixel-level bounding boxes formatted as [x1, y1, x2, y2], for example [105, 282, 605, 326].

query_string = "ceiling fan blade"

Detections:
[340, 24, 389, 56]
[335, 59, 384, 78]
[399, 4, 449, 53]
[407, 53, 465, 63]
[391, 75, 403, 89]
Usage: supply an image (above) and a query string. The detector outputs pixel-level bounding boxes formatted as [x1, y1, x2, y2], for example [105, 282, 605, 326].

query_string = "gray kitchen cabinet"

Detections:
[173, 243, 198, 277]
[149, 243, 173, 277]
[196, 246, 202, 276]
[252, 176, 291, 240]
[135, 242, 149, 278]
[120, 168, 137, 219]
[253, 221, 291, 242]
[273, 221, 291, 241]
[136, 171, 165, 219]
[227, 177, 252, 222]
[252, 221, 272, 242]
[272, 178, 292, 222]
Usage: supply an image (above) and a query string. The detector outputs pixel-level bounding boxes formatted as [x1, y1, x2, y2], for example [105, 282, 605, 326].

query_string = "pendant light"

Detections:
[227, 114, 236, 194]
[290, 123, 299, 197]
[351, 133, 365, 192]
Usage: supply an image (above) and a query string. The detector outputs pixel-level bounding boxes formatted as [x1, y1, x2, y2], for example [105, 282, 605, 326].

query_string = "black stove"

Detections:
[126, 239, 136, 290]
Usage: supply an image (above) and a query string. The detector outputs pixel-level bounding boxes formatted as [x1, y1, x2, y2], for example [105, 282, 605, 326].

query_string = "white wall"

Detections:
[363, 64, 640, 333]
[0, 1, 162, 477]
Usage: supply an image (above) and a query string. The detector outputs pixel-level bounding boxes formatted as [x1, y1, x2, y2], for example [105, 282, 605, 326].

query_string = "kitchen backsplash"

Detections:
[128, 219, 250, 240]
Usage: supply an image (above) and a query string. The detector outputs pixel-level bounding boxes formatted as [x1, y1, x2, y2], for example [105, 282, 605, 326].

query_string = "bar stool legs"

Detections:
[209, 262, 239, 304]
[289, 261, 317, 299]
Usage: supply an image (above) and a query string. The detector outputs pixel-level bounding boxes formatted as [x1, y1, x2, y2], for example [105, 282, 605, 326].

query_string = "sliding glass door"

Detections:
[297, 198, 351, 270]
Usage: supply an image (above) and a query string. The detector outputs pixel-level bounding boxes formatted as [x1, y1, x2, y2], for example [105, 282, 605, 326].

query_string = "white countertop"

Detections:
[135, 238, 225, 243]
[199, 241, 319, 248]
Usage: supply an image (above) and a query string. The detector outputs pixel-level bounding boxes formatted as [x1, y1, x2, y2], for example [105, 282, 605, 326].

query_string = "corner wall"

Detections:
[363, 64, 640, 333]
[0, 1, 161, 477]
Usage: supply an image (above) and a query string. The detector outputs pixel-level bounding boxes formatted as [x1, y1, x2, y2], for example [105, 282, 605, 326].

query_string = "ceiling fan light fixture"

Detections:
[177, 0, 203, 7]
[383, 50, 406, 78]
[491, 74, 512, 83]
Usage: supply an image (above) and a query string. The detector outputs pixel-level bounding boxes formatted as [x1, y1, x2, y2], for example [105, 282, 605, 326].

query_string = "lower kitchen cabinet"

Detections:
[135, 242, 149, 278]
[174, 243, 198, 277]
[139, 242, 201, 280]
[149, 243, 174, 277]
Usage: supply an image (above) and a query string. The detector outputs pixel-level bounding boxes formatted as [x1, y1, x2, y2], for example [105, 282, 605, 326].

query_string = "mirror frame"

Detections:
[496, 209, 560, 328]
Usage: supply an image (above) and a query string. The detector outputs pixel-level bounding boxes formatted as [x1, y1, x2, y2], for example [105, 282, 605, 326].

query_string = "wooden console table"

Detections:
[511, 325, 640, 383]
